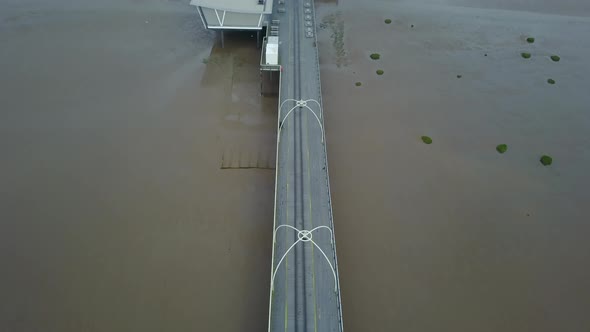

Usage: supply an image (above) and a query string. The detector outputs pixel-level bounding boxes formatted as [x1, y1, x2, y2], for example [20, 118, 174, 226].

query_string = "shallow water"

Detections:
[1, 1, 276, 331]
[318, 0, 590, 331]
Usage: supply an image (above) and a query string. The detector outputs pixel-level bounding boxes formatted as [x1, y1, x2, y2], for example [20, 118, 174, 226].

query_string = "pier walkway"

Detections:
[266, 0, 344, 331]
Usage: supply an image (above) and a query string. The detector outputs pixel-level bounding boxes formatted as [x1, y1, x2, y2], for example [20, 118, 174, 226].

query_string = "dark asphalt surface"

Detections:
[268, 0, 344, 331]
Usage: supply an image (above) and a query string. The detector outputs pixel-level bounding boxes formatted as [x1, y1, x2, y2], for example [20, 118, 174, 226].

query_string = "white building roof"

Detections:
[190, 0, 272, 14]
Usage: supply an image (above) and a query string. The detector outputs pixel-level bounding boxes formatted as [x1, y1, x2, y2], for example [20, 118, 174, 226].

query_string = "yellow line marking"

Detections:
[284, 112, 292, 332]
[284, 254, 288, 331]
[304, 111, 319, 332]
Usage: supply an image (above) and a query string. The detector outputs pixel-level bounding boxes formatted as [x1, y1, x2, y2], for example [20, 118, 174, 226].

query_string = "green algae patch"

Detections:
[521, 52, 531, 59]
[550, 55, 561, 62]
[355, 82, 362, 86]
[421, 136, 433, 144]
[376, 69, 384, 75]
[526, 37, 535, 43]
[540, 155, 553, 166]
[384, 19, 392, 24]
[547, 78, 556, 85]
[370, 53, 381, 60]
[496, 144, 508, 154]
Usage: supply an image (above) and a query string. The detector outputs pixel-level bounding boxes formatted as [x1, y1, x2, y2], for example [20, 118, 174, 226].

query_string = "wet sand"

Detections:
[1, 1, 276, 331]
[317, 0, 590, 331]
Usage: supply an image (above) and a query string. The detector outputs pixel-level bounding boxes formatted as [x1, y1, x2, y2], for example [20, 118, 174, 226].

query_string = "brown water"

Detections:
[318, 0, 590, 331]
[1, 1, 276, 330]
[2, 0, 590, 331]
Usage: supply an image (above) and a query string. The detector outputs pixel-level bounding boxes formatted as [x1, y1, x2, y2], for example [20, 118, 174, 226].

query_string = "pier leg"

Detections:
[220, 30, 225, 48]
[257, 30, 261, 49]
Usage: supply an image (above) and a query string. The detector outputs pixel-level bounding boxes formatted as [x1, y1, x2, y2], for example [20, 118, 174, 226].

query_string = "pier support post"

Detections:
[220, 30, 225, 48]
[257, 30, 261, 49]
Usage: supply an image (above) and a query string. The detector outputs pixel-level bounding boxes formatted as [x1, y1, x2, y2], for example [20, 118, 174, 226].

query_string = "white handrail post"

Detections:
[310, 239, 338, 293]
[270, 239, 301, 292]
[278, 100, 325, 143]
